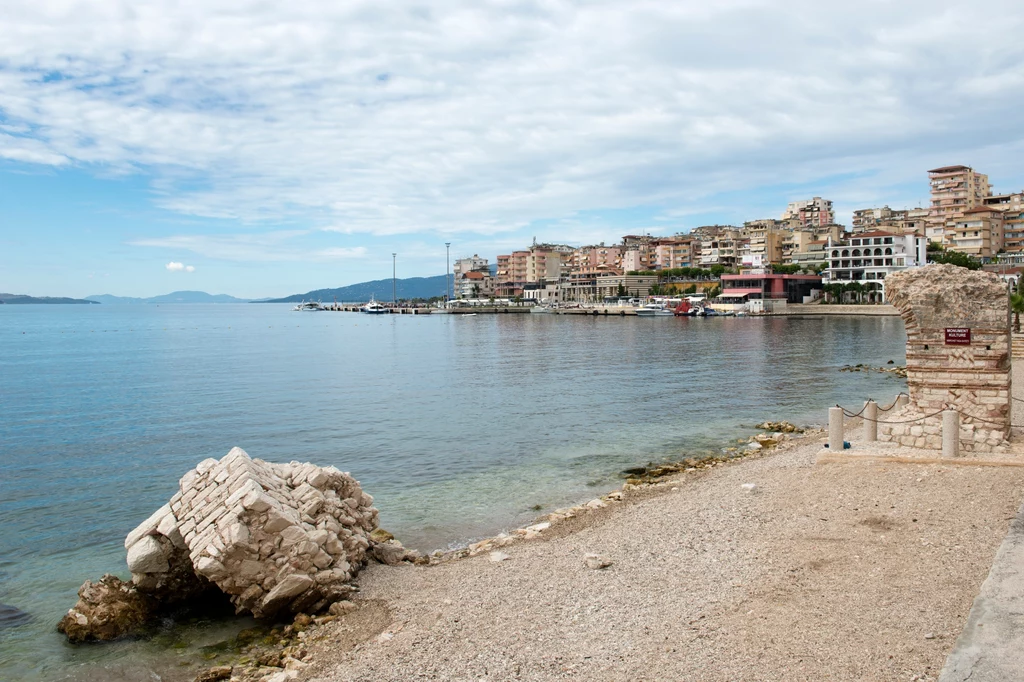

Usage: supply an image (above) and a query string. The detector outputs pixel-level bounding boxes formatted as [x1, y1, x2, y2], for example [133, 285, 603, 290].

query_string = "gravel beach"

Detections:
[299, 426, 1024, 682]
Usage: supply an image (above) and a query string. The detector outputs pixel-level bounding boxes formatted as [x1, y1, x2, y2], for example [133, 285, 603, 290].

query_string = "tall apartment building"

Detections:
[699, 228, 747, 268]
[495, 242, 571, 296]
[652, 237, 699, 269]
[570, 244, 623, 272]
[948, 207, 1004, 258]
[453, 254, 489, 281]
[985, 193, 1024, 254]
[927, 166, 992, 241]
[782, 197, 835, 227]
[742, 225, 786, 264]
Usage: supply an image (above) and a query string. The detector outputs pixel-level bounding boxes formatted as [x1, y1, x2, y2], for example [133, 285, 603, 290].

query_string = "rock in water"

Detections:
[60, 447, 381, 641]
[57, 575, 151, 643]
[0, 603, 32, 629]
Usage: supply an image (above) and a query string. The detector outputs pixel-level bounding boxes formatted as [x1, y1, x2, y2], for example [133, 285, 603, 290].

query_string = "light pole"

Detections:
[392, 253, 396, 306]
[445, 242, 451, 307]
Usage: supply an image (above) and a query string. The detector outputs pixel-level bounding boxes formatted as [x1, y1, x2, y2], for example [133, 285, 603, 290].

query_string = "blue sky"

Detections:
[2, 0, 1024, 298]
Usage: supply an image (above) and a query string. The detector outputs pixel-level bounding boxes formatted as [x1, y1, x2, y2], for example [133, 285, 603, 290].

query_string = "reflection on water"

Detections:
[0, 305, 906, 679]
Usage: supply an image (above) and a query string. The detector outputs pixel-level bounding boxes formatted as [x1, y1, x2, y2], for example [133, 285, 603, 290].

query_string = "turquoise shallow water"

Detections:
[0, 304, 906, 680]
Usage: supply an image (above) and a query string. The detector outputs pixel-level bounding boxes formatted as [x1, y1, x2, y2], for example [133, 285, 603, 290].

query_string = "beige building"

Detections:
[948, 207, 1004, 258]
[652, 237, 699, 269]
[699, 228, 746, 268]
[742, 225, 786, 264]
[927, 165, 992, 240]
[985, 193, 1024, 255]
[782, 197, 835, 227]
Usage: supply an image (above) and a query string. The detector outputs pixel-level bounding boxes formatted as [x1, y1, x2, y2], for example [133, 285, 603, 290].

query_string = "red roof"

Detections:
[463, 271, 486, 279]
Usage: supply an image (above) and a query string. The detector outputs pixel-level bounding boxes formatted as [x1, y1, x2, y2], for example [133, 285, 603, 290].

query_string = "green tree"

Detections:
[929, 250, 981, 270]
[1011, 293, 1024, 333]
[709, 264, 725, 277]
[706, 284, 721, 299]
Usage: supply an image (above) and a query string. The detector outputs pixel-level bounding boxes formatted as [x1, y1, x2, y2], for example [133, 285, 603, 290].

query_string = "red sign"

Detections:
[945, 328, 971, 345]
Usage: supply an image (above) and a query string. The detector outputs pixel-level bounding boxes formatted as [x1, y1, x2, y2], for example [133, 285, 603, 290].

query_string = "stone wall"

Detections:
[62, 447, 380, 640]
[879, 264, 1011, 452]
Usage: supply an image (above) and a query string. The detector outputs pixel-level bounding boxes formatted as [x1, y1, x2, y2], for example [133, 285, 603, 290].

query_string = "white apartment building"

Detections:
[823, 231, 927, 301]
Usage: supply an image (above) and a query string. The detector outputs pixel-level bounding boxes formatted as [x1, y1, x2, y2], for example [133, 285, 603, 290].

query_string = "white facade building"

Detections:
[823, 231, 927, 301]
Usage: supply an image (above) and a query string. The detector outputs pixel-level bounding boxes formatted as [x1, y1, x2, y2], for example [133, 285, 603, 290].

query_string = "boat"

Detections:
[292, 300, 325, 311]
[673, 300, 699, 317]
[360, 296, 389, 314]
[636, 303, 675, 317]
[530, 305, 555, 314]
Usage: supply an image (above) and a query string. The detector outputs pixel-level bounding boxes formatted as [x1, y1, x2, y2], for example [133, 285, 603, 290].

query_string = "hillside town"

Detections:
[450, 165, 1023, 308]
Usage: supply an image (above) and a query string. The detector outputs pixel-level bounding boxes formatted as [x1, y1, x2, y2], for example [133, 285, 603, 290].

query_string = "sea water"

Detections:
[0, 304, 906, 680]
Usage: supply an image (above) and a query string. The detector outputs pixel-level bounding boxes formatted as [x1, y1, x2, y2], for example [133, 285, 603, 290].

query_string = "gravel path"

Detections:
[301, 430, 1024, 682]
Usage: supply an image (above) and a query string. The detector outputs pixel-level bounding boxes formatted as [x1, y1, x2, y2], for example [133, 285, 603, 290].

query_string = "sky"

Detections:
[2, 1, 1023, 299]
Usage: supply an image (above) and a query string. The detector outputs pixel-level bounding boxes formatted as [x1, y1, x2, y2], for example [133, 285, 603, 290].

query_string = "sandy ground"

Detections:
[297, 423, 1024, 682]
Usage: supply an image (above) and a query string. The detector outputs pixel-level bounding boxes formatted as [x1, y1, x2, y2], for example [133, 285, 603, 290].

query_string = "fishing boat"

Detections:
[360, 296, 389, 314]
[292, 300, 325, 311]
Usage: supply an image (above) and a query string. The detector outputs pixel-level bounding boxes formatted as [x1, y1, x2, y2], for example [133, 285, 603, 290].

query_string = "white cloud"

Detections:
[165, 261, 195, 272]
[1, 0, 1023, 241]
[140, 231, 366, 262]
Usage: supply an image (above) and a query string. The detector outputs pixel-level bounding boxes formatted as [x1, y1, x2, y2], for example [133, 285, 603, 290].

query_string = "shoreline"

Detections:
[280, 418, 1024, 682]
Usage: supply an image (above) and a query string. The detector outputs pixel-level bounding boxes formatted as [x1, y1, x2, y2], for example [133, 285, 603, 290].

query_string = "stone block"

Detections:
[127, 535, 169, 574]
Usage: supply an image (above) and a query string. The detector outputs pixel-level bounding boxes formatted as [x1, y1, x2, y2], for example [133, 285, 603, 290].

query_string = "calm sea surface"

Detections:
[0, 304, 907, 680]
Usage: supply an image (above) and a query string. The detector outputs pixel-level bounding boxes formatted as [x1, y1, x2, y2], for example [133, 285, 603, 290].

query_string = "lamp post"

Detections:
[445, 242, 451, 307]
[392, 253, 396, 306]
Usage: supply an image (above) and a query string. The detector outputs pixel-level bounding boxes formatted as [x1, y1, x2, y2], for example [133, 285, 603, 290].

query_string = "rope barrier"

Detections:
[876, 393, 909, 412]
[837, 401, 1024, 428]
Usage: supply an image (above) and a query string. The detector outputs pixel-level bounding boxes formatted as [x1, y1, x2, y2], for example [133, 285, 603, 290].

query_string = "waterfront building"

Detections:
[927, 165, 992, 239]
[495, 242, 572, 298]
[823, 231, 927, 301]
[948, 207, 1004, 259]
[456, 270, 495, 300]
[719, 272, 823, 304]
[561, 271, 657, 302]
[453, 254, 489, 280]
[782, 197, 835, 227]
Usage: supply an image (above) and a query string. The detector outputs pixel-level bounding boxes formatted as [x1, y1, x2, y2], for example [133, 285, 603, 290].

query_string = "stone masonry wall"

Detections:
[125, 447, 378, 619]
[879, 264, 1011, 453]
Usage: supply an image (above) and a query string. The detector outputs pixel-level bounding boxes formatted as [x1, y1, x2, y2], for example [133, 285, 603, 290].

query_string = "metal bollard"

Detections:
[896, 394, 910, 410]
[863, 400, 878, 442]
[942, 410, 960, 458]
[829, 407, 845, 452]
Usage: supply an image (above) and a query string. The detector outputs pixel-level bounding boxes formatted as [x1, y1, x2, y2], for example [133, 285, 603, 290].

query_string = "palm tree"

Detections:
[1012, 292, 1024, 333]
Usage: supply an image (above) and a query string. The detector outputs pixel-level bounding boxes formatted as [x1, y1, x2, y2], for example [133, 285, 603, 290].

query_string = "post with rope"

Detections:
[942, 410, 960, 458]
[863, 400, 878, 442]
[829, 406, 844, 452]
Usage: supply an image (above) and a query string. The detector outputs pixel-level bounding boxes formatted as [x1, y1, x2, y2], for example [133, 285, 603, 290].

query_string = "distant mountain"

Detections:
[0, 293, 99, 305]
[263, 275, 450, 303]
[86, 291, 251, 304]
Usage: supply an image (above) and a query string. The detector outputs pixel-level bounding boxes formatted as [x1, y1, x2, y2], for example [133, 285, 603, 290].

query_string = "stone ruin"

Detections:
[59, 447, 391, 642]
[880, 263, 1011, 452]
